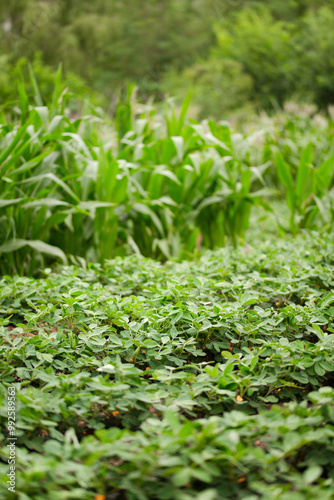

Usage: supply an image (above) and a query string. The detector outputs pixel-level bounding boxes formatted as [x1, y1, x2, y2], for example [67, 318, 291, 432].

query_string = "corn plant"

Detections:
[0, 75, 117, 274]
[111, 95, 276, 257]
[4, 71, 333, 275]
[276, 144, 334, 234]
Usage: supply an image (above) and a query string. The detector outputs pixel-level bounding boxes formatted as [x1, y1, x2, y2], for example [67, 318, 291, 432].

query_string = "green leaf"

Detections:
[0, 198, 24, 208]
[196, 489, 218, 500]
[315, 154, 334, 193]
[276, 153, 294, 194]
[132, 202, 164, 236]
[240, 292, 258, 305]
[296, 144, 312, 206]
[0, 122, 30, 172]
[22, 199, 70, 209]
[97, 364, 116, 373]
[303, 465, 322, 484]
[0, 239, 67, 264]
[18, 173, 80, 203]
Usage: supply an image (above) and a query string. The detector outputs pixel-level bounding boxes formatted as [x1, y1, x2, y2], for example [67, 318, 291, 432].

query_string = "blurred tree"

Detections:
[214, 8, 298, 109]
[298, 7, 334, 107]
[1, 0, 334, 112]
[162, 57, 254, 120]
[0, 0, 213, 98]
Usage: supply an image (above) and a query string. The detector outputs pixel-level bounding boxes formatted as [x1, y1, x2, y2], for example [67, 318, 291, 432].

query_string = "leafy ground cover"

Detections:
[1, 231, 334, 499]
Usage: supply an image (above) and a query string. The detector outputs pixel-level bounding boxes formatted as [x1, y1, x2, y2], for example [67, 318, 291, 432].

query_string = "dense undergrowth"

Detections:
[1, 232, 334, 499]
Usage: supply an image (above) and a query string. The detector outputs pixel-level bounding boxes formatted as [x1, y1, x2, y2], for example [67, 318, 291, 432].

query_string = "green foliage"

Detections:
[0, 78, 282, 275]
[0, 77, 106, 275]
[1, 233, 334, 498]
[2, 4, 334, 498]
[1, 74, 334, 275]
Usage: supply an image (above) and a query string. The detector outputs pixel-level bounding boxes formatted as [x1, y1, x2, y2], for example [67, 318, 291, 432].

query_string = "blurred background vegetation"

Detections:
[1, 0, 334, 118]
